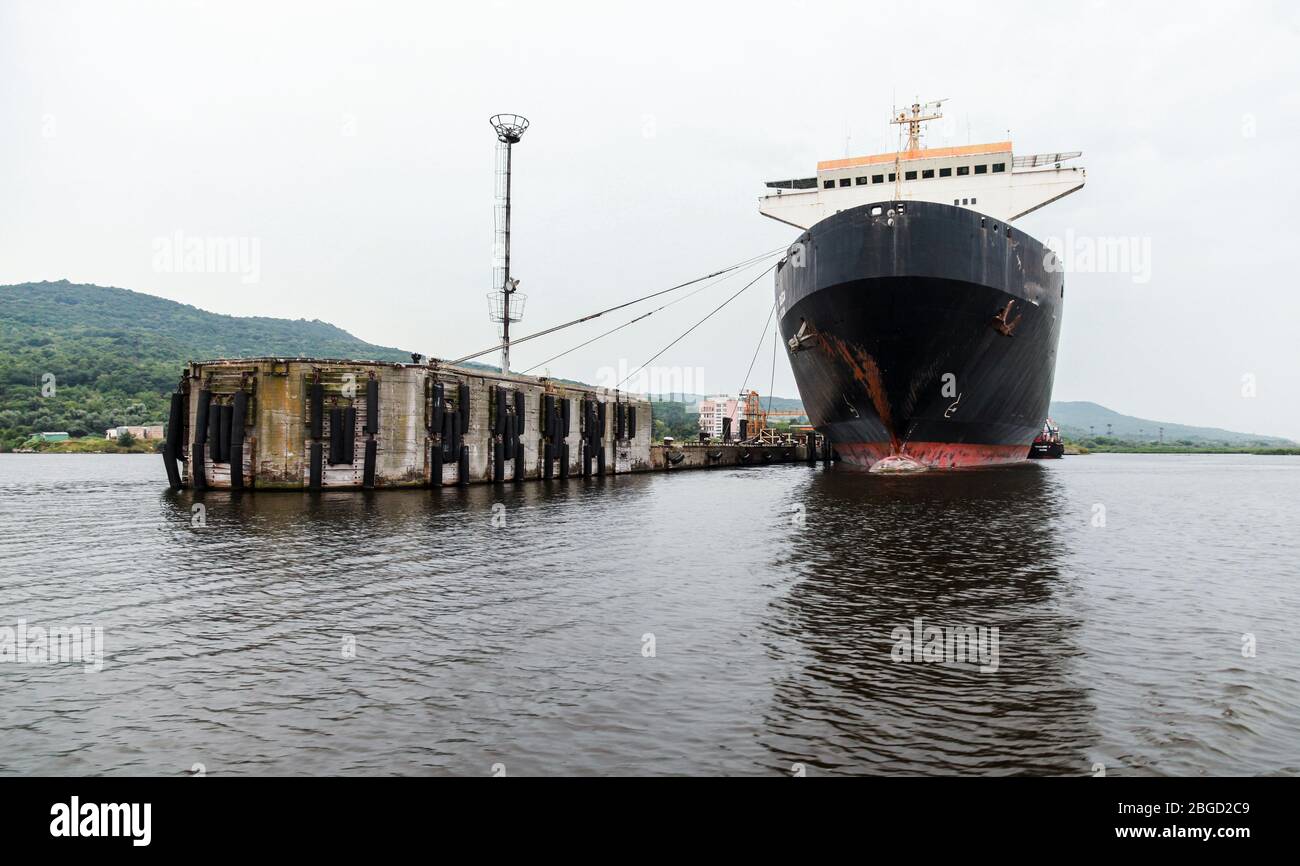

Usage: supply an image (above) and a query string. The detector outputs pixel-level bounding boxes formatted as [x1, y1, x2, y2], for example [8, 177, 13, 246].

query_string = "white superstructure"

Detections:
[760, 102, 1085, 229]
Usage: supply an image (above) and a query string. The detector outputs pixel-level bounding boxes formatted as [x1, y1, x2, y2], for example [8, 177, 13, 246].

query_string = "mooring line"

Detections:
[520, 255, 774, 375]
[446, 247, 785, 367]
[616, 262, 778, 389]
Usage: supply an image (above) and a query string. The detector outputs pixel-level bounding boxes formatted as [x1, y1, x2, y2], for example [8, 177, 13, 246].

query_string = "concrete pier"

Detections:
[649, 442, 807, 470]
[164, 357, 812, 491]
[169, 358, 658, 490]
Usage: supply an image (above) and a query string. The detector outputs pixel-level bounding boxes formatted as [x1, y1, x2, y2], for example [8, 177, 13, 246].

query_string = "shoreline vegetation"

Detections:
[12, 436, 162, 454]
[1065, 440, 1299, 456]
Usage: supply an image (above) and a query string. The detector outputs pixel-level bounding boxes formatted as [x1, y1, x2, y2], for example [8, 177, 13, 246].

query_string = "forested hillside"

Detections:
[0, 280, 411, 449]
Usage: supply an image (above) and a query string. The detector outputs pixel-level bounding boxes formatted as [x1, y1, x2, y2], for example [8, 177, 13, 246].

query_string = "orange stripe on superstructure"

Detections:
[817, 141, 1012, 172]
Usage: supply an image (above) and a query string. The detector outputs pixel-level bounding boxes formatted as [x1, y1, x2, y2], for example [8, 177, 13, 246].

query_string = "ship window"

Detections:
[961, 198, 968, 205]
[823, 180, 834, 189]
[872, 174, 884, 184]
[992, 162, 1006, 173]
[838, 178, 851, 187]
[922, 169, 934, 179]
[953, 199, 960, 205]
[974, 164, 988, 174]
[904, 170, 917, 181]
[956, 166, 970, 176]
[971, 197, 977, 205]
[855, 176, 868, 185]
[939, 167, 952, 177]
[888, 172, 896, 182]
[897, 203, 905, 213]
[870, 206, 883, 215]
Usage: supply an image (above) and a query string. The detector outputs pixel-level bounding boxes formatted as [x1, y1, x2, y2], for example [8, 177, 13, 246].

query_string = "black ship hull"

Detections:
[776, 200, 1063, 470]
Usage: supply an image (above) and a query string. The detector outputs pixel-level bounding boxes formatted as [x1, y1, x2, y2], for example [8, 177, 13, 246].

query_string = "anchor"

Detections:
[992, 300, 1021, 336]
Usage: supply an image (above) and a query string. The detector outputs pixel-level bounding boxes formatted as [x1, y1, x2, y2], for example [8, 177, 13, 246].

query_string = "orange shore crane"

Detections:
[740, 390, 807, 443]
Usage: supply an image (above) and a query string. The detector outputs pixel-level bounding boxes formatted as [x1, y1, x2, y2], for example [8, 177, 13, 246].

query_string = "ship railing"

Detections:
[1013, 151, 1082, 169]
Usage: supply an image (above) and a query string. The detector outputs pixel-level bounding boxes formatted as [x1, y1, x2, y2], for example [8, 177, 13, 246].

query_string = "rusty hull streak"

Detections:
[819, 331, 898, 450]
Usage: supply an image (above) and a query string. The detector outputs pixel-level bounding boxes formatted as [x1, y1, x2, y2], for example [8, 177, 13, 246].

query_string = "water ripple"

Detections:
[1, 453, 1298, 775]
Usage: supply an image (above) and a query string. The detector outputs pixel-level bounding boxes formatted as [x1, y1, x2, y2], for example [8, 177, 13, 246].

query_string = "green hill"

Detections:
[1047, 400, 1293, 447]
[0, 280, 413, 449]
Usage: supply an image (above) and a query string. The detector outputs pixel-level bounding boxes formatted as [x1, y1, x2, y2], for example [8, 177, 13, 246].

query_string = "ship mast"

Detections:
[890, 98, 947, 197]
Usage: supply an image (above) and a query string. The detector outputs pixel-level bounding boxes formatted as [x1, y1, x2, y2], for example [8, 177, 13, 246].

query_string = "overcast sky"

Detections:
[3, 0, 1298, 437]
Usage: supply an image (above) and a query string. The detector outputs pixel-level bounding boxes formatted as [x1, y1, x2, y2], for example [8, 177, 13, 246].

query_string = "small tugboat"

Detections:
[1027, 418, 1065, 459]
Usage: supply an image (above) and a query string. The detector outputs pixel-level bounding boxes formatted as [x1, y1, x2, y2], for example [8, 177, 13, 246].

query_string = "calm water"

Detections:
[1, 453, 1297, 776]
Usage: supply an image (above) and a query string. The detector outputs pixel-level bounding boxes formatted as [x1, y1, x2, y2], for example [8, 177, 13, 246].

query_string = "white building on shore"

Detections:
[697, 396, 745, 439]
[106, 425, 164, 440]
